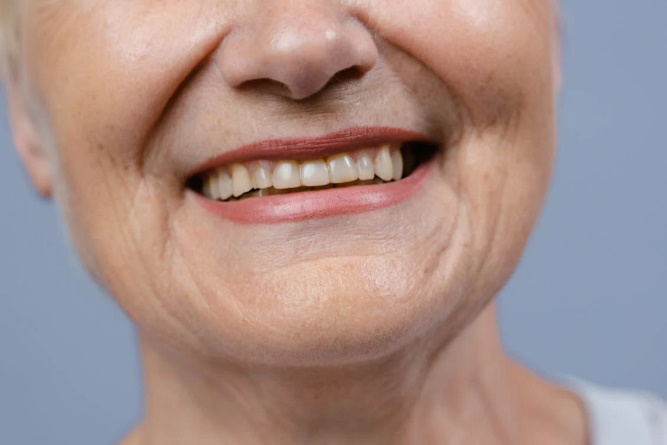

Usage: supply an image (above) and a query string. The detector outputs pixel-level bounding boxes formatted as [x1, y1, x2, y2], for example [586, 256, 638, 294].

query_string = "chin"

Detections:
[181, 265, 427, 366]
[143, 224, 478, 368]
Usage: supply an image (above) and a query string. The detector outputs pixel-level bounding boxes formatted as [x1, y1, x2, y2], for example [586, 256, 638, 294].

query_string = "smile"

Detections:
[187, 127, 439, 224]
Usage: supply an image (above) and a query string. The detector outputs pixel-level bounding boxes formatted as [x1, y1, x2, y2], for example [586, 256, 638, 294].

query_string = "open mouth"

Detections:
[188, 141, 437, 202]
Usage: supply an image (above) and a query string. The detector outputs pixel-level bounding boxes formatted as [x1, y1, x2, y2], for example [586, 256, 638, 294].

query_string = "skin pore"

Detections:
[4, 0, 588, 444]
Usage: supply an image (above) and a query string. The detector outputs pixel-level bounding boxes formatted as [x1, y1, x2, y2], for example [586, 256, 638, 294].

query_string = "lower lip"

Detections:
[192, 158, 435, 225]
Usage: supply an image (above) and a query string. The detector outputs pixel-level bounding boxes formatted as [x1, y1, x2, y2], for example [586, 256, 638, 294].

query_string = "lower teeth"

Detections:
[227, 178, 387, 201]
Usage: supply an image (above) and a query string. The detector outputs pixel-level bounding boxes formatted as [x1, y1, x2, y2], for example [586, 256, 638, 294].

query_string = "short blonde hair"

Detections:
[0, 0, 18, 80]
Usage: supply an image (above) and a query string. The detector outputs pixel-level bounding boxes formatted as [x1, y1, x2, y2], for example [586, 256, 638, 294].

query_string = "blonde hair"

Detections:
[0, 0, 18, 80]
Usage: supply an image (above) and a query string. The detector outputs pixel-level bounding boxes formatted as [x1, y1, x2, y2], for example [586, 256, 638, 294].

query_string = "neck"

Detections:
[123, 304, 588, 445]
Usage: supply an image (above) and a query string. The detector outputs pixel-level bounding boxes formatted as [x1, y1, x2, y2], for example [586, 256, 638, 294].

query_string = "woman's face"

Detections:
[13, 0, 557, 365]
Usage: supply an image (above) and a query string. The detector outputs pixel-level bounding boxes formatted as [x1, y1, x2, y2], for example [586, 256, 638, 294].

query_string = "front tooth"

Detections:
[252, 165, 273, 189]
[231, 163, 253, 197]
[357, 152, 375, 180]
[374, 146, 393, 181]
[300, 159, 330, 187]
[272, 161, 301, 189]
[218, 171, 233, 200]
[391, 149, 403, 181]
[327, 153, 358, 184]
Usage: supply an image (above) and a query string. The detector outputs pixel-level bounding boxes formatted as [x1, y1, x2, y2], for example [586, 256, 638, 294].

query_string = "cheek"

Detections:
[369, 0, 555, 127]
[21, 0, 228, 175]
[18, 1, 225, 289]
[366, 0, 556, 290]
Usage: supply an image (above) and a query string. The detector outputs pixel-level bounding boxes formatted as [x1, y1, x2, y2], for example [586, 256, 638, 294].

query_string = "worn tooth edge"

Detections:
[204, 143, 413, 200]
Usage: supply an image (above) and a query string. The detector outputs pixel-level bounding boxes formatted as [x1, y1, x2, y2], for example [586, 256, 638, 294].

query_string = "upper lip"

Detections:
[188, 126, 436, 177]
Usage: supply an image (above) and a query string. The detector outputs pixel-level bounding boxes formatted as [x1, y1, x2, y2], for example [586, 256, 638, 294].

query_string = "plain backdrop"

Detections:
[1, 1, 666, 444]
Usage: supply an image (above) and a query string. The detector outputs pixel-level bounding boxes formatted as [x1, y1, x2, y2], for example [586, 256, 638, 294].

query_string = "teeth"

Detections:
[327, 153, 358, 184]
[218, 171, 233, 200]
[202, 144, 415, 201]
[273, 160, 302, 189]
[357, 151, 375, 180]
[203, 175, 217, 200]
[391, 149, 403, 181]
[373, 146, 393, 182]
[252, 164, 273, 189]
[300, 159, 330, 187]
[231, 163, 253, 197]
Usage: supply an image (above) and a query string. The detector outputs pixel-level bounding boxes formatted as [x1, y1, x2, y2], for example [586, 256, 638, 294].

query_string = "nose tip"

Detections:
[220, 7, 378, 100]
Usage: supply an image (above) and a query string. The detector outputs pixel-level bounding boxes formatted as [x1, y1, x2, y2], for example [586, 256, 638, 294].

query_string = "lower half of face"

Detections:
[21, 0, 557, 365]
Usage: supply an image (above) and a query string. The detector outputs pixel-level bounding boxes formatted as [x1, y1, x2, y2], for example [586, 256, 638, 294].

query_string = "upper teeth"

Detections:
[202, 145, 404, 201]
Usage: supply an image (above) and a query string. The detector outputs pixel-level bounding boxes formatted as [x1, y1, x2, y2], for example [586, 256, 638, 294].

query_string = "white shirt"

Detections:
[570, 380, 667, 445]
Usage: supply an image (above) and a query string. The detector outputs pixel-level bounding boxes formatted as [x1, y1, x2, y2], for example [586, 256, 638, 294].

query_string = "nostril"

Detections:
[239, 66, 362, 86]
[237, 78, 291, 96]
[325, 66, 366, 88]
[238, 66, 366, 101]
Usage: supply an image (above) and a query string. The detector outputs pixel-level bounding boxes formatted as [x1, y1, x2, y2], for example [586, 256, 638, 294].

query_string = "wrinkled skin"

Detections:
[7, 1, 585, 444]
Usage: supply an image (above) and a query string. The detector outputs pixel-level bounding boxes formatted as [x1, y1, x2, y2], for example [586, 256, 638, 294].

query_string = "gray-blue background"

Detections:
[1, 1, 665, 443]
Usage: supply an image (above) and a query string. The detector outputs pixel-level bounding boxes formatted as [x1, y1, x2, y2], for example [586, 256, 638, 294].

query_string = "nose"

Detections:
[219, 3, 379, 100]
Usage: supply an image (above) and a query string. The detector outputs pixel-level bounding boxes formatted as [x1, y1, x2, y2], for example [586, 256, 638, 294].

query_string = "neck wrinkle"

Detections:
[129, 304, 520, 445]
